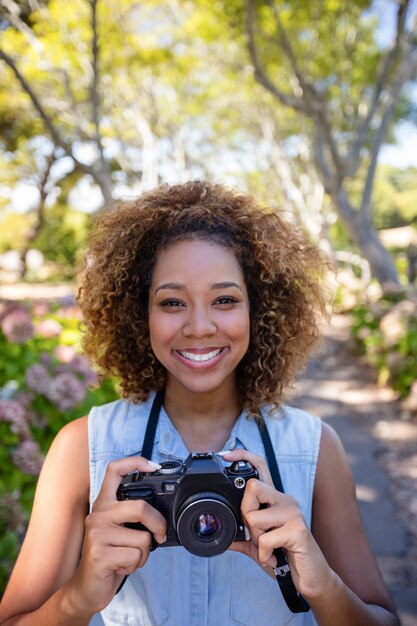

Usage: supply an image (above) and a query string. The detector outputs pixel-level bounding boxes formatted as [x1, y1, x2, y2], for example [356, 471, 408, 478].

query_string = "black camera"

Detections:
[116, 452, 258, 557]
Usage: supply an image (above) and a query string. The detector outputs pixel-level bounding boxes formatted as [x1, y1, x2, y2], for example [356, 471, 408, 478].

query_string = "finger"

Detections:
[86, 522, 152, 553]
[243, 491, 301, 532]
[95, 456, 161, 505]
[257, 527, 292, 566]
[257, 521, 310, 566]
[217, 449, 274, 486]
[90, 500, 168, 544]
[103, 545, 149, 575]
[239, 478, 283, 516]
[110, 529, 153, 570]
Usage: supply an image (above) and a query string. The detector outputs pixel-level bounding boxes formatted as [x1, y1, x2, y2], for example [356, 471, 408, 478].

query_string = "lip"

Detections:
[173, 347, 227, 369]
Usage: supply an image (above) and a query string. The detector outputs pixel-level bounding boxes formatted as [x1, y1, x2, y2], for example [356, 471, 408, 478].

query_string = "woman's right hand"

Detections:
[68, 457, 167, 616]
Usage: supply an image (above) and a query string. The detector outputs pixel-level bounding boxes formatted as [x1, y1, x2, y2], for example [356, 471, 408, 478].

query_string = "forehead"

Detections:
[151, 239, 244, 282]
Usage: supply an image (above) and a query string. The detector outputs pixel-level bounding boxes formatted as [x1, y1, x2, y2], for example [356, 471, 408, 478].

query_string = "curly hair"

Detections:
[77, 180, 331, 417]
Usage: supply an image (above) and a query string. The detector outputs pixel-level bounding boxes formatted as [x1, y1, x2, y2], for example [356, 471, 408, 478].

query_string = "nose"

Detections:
[182, 306, 217, 338]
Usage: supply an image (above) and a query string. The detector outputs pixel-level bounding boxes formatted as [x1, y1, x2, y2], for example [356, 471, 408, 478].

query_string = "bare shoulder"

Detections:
[312, 421, 395, 611]
[38, 415, 90, 503]
[0, 416, 91, 620]
[314, 421, 356, 500]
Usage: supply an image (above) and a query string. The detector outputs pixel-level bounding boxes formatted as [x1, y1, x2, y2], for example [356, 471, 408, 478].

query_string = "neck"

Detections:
[163, 379, 241, 452]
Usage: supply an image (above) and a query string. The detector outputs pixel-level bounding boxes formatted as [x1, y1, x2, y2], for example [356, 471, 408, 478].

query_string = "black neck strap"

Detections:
[140, 390, 309, 614]
[142, 389, 164, 460]
[256, 418, 310, 613]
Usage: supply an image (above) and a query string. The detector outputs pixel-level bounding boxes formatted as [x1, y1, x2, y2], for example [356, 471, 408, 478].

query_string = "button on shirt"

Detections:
[88, 393, 320, 626]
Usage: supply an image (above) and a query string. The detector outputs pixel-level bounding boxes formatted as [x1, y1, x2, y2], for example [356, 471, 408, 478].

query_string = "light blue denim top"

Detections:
[88, 391, 321, 626]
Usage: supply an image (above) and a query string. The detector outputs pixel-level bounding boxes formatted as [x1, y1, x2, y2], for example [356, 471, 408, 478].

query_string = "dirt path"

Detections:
[296, 314, 417, 626]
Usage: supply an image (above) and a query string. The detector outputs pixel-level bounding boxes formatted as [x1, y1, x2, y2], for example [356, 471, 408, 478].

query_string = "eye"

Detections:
[159, 299, 185, 308]
[214, 296, 239, 306]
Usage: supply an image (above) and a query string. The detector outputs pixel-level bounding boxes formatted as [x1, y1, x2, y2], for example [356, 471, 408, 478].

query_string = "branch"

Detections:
[19, 147, 58, 278]
[360, 45, 417, 217]
[90, 0, 105, 162]
[0, 0, 43, 50]
[247, 0, 343, 181]
[245, 0, 304, 111]
[0, 47, 112, 201]
[345, 0, 413, 169]
[0, 48, 72, 150]
[269, 1, 343, 178]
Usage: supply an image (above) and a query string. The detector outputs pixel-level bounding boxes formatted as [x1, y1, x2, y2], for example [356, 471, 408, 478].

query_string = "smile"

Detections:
[177, 349, 223, 362]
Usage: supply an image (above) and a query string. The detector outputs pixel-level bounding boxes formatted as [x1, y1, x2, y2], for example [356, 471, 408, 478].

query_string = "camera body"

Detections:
[116, 452, 258, 557]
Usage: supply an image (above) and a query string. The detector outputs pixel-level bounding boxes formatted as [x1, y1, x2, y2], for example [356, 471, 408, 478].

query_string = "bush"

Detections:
[0, 298, 118, 593]
[350, 287, 417, 399]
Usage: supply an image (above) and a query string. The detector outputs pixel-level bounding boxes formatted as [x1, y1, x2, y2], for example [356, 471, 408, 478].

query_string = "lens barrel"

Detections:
[175, 491, 237, 557]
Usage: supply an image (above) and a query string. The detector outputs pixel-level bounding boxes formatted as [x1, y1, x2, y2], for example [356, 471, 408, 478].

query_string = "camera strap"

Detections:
[142, 389, 164, 460]
[256, 418, 310, 613]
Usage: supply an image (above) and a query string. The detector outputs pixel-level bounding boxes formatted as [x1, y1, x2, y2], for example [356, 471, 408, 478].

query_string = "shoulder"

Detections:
[314, 421, 355, 500]
[40, 415, 90, 504]
[49, 414, 88, 459]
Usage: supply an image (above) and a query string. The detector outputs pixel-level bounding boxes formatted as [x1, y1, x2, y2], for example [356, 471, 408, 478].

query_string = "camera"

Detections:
[116, 452, 258, 557]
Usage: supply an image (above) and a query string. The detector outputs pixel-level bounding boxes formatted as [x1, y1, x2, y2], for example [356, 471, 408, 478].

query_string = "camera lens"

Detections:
[194, 512, 222, 541]
[175, 492, 237, 557]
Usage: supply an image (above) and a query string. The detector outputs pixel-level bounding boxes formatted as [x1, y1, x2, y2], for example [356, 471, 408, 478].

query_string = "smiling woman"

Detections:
[0, 181, 400, 626]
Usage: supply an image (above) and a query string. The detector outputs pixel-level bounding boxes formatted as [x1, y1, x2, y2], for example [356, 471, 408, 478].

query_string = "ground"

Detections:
[296, 314, 417, 625]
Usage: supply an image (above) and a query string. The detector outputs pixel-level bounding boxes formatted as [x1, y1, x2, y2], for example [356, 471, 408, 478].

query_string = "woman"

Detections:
[0, 181, 399, 625]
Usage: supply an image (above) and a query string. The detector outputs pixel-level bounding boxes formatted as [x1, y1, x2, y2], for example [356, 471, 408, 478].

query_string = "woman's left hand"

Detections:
[221, 449, 337, 601]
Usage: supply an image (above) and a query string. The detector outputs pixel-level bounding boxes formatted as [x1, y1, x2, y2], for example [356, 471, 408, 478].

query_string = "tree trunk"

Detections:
[332, 188, 399, 286]
[352, 213, 399, 287]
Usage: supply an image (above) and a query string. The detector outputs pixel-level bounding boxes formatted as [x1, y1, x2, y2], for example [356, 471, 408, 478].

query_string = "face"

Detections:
[148, 239, 250, 397]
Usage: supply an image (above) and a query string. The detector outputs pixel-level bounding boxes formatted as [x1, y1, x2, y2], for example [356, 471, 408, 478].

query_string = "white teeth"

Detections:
[178, 349, 222, 362]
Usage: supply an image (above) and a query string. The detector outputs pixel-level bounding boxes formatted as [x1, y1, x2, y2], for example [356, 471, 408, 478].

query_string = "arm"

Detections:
[224, 423, 399, 626]
[0, 418, 167, 626]
[308, 423, 399, 625]
[0, 417, 91, 625]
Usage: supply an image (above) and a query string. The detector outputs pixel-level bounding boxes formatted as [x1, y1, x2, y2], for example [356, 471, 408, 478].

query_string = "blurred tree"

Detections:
[1, 0, 416, 287]
[242, 0, 417, 286]
[0, 0, 207, 207]
[0, 0, 220, 277]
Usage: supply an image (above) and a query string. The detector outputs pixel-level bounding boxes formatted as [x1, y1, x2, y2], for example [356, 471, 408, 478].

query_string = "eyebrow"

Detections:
[154, 281, 243, 294]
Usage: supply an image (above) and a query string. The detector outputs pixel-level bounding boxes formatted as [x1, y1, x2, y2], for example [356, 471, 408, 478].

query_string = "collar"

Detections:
[155, 401, 265, 459]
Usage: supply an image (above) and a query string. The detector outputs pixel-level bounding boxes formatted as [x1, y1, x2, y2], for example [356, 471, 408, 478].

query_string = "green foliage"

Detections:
[34, 207, 92, 279]
[373, 165, 417, 229]
[350, 290, 417, 398]
[0, 299, 118, 593]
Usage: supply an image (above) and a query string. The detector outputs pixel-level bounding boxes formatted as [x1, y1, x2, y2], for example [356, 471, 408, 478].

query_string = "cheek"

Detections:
[149, 312, 178, 346]
[226, 313, 250, 345]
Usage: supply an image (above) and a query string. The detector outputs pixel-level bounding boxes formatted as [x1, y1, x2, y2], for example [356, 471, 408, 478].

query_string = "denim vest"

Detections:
[88, 392, 321, 626]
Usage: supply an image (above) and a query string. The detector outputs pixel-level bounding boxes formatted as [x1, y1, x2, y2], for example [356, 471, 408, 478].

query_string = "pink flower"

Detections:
[1, 308, 34, 343]
[54, 345, 77, 363]
[35, 318, 62, 338]
[46, 372, 87, 411]
[12, 440, 44, 475]
[70, 355, 98, 384]
[25, 364, 51, 395]
[32, 302, 50, 316]
[0, 400, 29, 436]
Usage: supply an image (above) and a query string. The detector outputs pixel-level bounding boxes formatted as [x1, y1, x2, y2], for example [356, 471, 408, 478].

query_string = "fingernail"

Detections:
[244, 525, 251, 541]
[217, 450, 233, 456]
[157, 534, 167, 544]
[147, 460, 162, 469]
